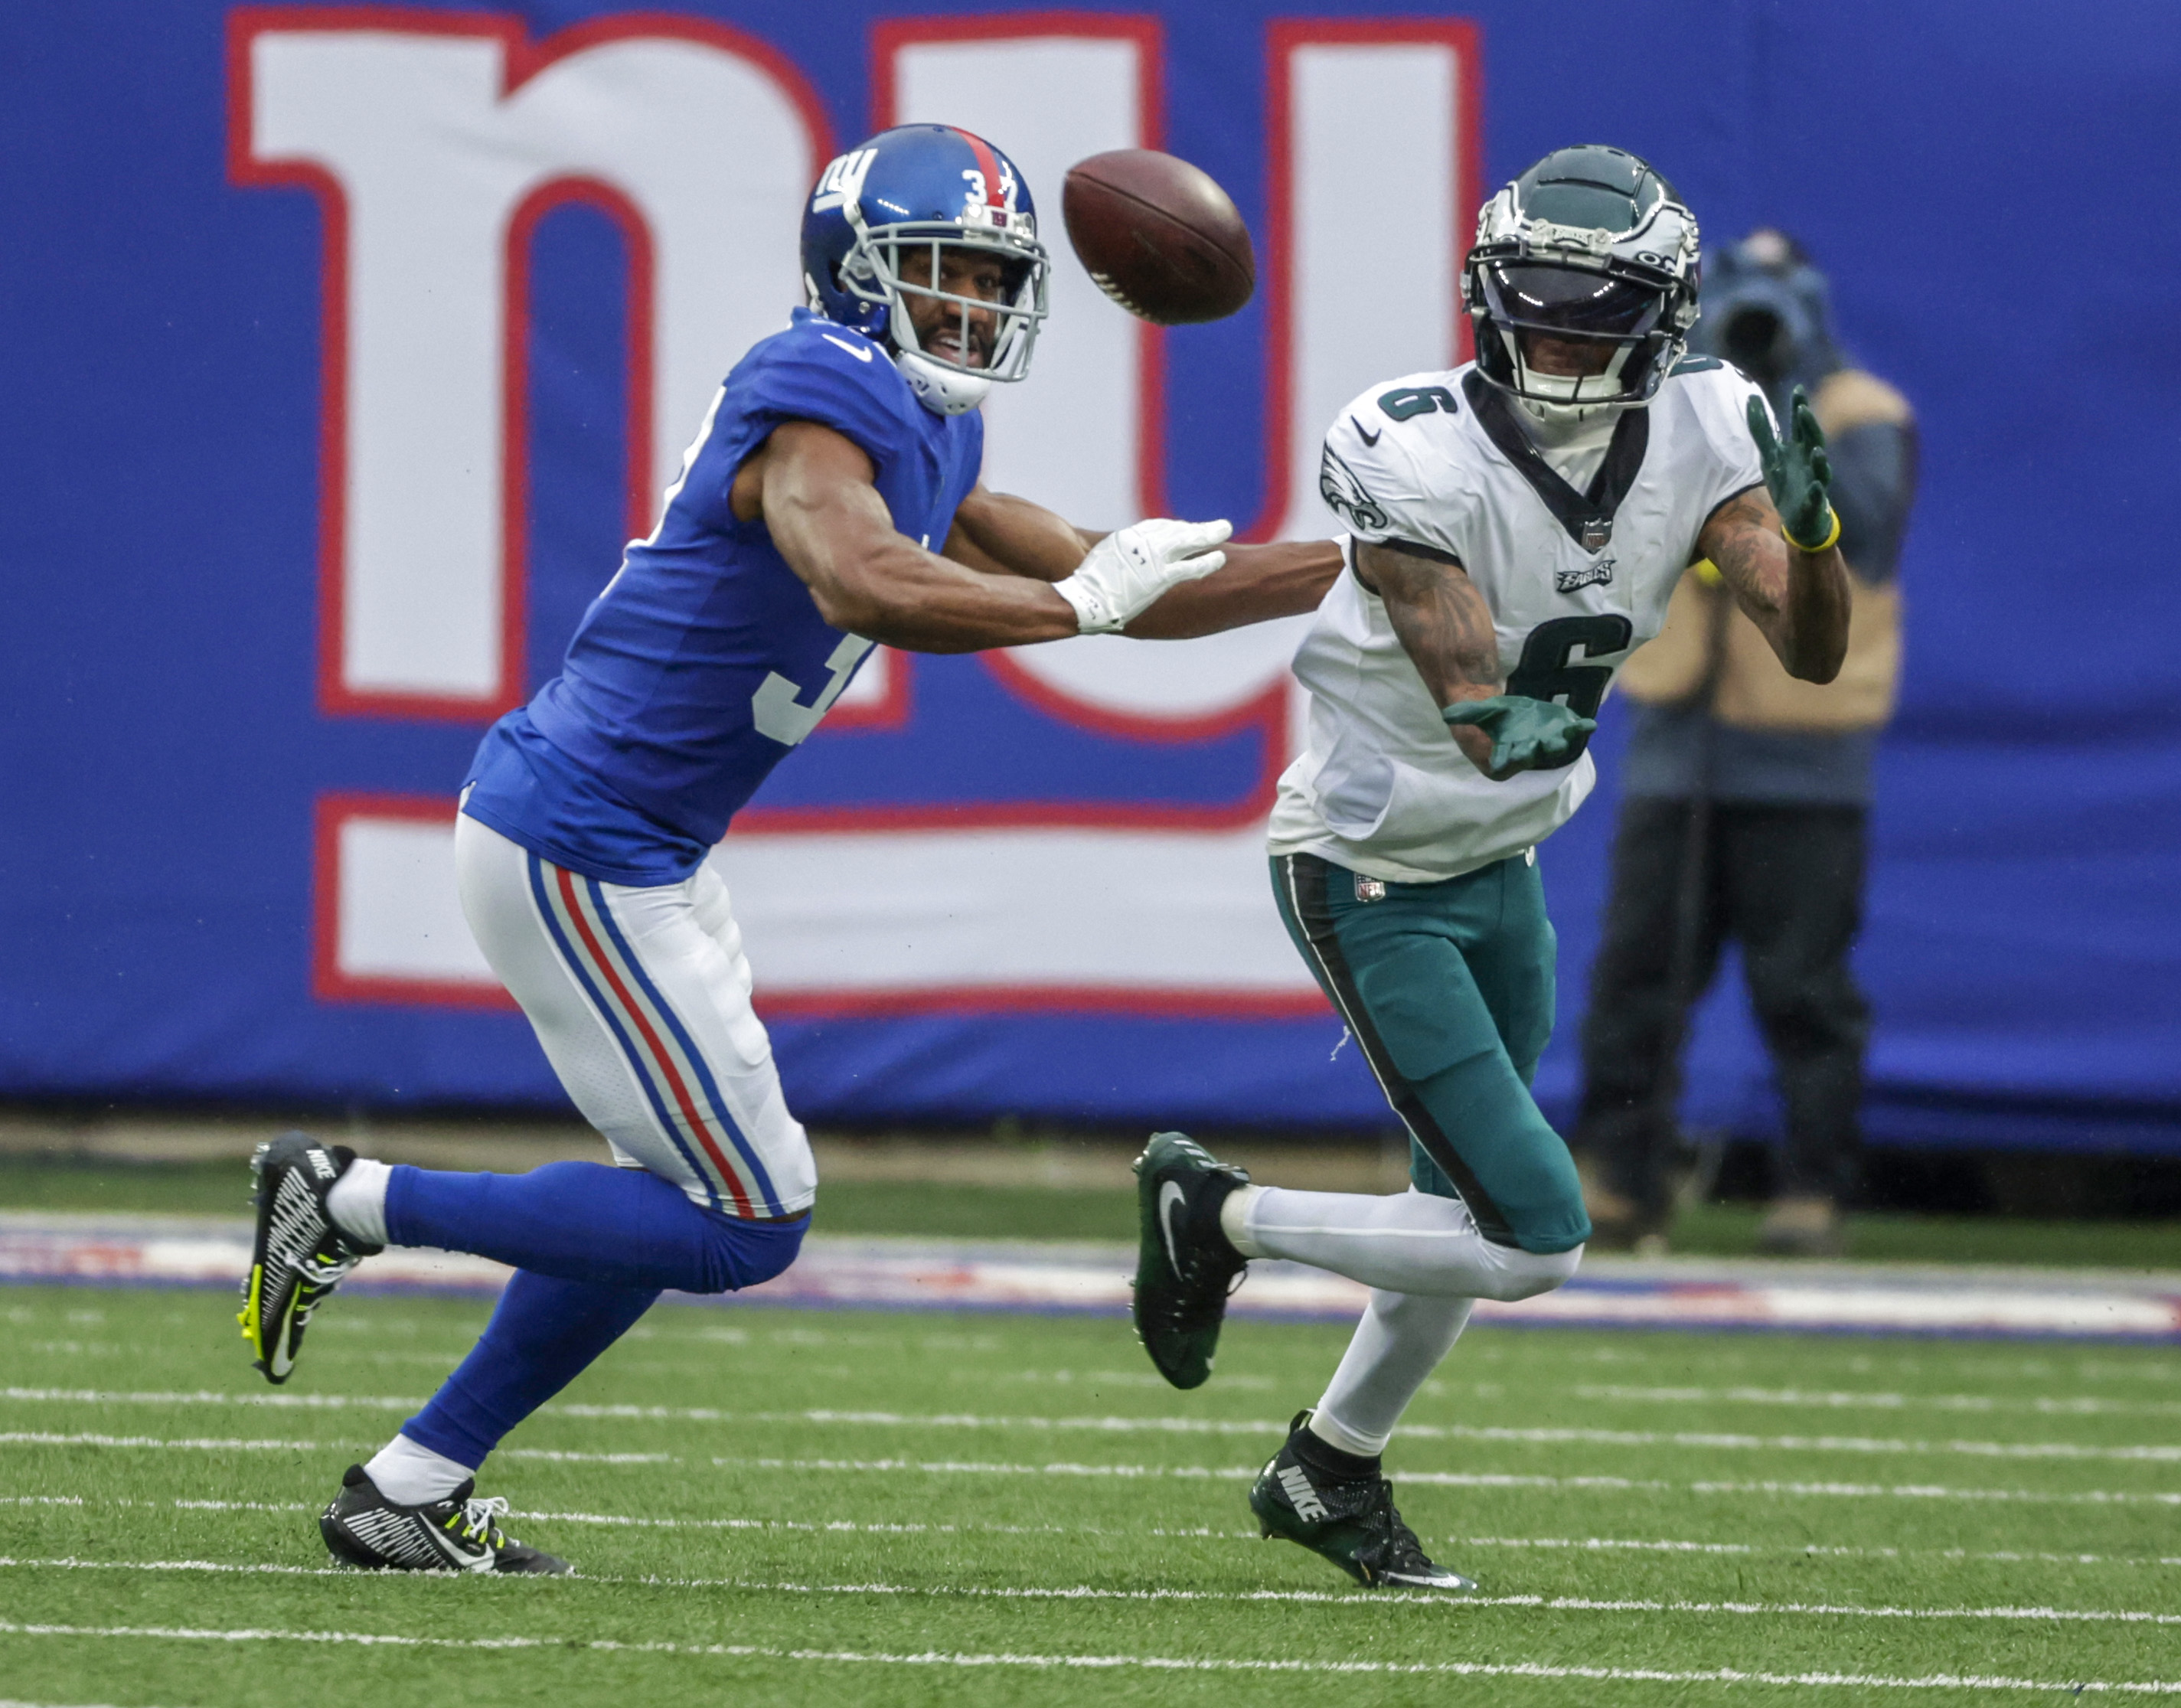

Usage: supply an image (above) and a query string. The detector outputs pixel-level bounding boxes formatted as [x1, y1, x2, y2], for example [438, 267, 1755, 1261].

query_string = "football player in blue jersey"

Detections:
[234, 122, 1342, 1572]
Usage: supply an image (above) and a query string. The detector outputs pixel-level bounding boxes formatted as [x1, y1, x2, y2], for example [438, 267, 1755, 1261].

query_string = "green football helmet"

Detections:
[1464, 144, 1702, 413]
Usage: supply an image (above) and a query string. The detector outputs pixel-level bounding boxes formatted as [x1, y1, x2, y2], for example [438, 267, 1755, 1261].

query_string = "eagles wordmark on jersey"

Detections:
[1272, 358, 1768, 884]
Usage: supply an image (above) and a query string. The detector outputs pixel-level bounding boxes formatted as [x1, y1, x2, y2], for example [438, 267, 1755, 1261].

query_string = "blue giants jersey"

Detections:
[462, 308, 984, 884]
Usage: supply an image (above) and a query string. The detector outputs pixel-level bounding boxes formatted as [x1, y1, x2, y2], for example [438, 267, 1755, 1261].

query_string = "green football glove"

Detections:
[1443, 695, 1596, 779]
[1748, 385, 1838, 552]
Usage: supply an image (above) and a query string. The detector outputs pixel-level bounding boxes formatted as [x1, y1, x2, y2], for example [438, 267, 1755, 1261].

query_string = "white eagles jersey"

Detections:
[1268, 359, 1769, 883]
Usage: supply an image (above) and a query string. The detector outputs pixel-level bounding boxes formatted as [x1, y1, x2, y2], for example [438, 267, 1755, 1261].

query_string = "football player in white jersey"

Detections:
[1130, 145, 1852, 1591]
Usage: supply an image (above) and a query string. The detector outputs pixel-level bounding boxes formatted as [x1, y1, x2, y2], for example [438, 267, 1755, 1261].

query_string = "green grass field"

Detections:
[2, 1279, 2177, 1706]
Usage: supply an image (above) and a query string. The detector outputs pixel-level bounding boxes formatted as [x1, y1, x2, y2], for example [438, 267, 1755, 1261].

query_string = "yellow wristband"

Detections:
[1784, 508, 1841, 554]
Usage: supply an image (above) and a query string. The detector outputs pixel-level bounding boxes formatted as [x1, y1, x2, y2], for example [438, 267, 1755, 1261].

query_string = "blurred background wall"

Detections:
[2, 0, 2177, 1171]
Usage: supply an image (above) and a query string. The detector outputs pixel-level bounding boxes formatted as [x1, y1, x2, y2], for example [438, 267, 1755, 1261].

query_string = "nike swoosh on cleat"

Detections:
[821, 332, 874, 363]
[1158, 1181, 1188, 1279]
[1351, 416, 1382, 446]
[426, 1523, 495, 1571]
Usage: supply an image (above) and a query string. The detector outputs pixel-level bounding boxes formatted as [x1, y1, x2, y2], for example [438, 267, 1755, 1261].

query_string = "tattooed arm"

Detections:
[1693, 485, 1852, 683]
[1354, 538, 1510, 777]
[1357, 537, 1598, 779]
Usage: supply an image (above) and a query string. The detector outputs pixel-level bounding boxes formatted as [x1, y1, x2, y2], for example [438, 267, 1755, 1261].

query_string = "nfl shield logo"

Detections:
[1581, 517, 1613, 552]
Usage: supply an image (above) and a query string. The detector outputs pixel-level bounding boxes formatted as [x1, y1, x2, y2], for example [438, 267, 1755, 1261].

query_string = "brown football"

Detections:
[1062, 149, 1255, 325]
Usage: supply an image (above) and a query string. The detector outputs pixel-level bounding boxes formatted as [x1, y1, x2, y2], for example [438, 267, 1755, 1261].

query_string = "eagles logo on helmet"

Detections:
[1464, 144, 1701, 418]
[800, 123, 1052, 416]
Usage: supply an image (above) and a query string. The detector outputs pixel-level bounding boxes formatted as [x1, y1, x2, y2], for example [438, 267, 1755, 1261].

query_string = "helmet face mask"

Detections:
[844, 225, 1046, 383]
[1464, 145, 1701, 417]
[802, 126, 1051, 415]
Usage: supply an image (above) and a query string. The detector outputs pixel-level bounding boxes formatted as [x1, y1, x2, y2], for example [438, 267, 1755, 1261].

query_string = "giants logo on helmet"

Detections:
[811, 148, 879, 212]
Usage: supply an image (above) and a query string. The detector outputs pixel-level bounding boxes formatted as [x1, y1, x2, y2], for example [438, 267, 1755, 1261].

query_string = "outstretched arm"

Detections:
[944, 482, 1343, 637]
[739, 425, 1224, 652]
[1355, 539, 1592, 779]
[743, 425, 1077, 651]
[1695, 390, 1853, 682]
[1122, 540, 1344, 637]
[942, 485, 1095, 583]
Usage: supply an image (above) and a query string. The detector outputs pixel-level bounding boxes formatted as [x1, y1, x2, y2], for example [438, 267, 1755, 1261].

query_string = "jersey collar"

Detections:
[1461, 371, 1648, 554]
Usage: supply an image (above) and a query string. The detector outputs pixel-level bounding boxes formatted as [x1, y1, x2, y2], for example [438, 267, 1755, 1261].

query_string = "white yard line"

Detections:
[1575, 1384, 2181, 1419]
[0, 1387, 420, 1413]
[0, 1558, 2176, 1626]
[0, 1699, 181, 1708]
[742, 1455, 1228, 1478]
[1683, 1476, 2181, 1506]
[8, 1492, 2172, 1567]
[982, 1367, 1281, 1391]
[1, 1496, 312, 1514]
[12, 1389, 2176, 1463]
[1452, 1536, 2181, 1568]
[0, 1432, 336, 1452]
[0, 1492, 1066, 1539]
[527, 1509, 1078, 1537]
[739, 1408, 2181, 1463]
[721, 1454, 2181, 1506]
[2, 1387, 418, 1411]
[1, 1615, 2179, 1693]
[7, 1415, 2178, 1511]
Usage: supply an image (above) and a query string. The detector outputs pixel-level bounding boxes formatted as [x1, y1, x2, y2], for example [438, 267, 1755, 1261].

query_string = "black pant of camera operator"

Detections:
[1572, 230, 1918, 1257]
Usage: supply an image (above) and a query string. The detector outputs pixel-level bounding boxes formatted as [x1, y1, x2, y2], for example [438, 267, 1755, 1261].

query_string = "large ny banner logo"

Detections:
[230, 8, 1480, 1012]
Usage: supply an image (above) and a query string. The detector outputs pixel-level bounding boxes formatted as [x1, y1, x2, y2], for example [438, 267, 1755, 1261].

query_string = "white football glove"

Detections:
[1054, 518, 1232, 635]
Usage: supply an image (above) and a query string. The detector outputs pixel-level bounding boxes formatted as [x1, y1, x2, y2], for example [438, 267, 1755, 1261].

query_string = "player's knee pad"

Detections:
[691, 1207, 809, 1295]
[1477, 1241, 1581, 1303]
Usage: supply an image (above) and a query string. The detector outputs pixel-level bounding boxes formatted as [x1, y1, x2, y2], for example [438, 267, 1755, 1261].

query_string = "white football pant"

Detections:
[455, 812, 815, 1220]
[1230, 1184, 1582, 1456]
[1236, 1184, 1582, 1299]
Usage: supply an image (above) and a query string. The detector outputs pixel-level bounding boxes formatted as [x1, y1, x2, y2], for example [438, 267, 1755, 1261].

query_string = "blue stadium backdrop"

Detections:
[3, 1, 2178, 1155]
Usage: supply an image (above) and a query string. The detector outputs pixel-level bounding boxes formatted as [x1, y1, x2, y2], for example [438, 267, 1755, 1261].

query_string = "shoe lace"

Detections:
[294, 1246, 366, 1313]
[1363, 1481, 1437, 1576]
[453, 1494, 510, 1547]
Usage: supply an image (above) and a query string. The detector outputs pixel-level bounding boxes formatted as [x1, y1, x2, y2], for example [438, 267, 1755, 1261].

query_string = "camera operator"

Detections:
[1573, 229, 1918, 1256]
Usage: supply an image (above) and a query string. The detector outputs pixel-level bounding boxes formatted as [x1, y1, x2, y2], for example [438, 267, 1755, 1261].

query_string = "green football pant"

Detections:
[1271, 851, 1592, 1255]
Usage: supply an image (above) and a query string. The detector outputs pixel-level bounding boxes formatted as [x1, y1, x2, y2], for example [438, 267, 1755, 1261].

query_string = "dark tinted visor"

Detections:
[1486, 263, 1664, 337]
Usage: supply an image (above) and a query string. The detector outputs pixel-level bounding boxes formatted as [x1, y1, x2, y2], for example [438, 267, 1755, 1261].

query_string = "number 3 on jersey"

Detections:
[1505, 615, 1632, 766]
[752, 635, 875, 746]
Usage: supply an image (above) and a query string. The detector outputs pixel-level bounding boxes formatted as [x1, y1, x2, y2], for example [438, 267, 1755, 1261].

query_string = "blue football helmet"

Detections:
[801, 124, 1051, 415]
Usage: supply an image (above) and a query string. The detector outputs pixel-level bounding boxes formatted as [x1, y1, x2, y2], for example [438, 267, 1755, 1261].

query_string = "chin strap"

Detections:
[896, 348, 991, 416]
[1516, 394, 1635, 431]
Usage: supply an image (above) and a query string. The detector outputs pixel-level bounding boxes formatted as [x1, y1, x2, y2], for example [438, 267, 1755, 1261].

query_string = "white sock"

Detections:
[364, 1432, 475, 1506]
[1244, 1185, 1583, 1300]
[1219, 1184, 1267, 1258]
[1312, 1291, 1474, 1455]
[326, 1158, 392, 1246]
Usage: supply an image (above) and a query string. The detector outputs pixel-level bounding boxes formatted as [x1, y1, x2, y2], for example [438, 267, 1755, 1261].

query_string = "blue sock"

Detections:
[384, 1159, 806, 1294]
[387, 1161, 808, 1472]
[401, 1269, 658, 1471]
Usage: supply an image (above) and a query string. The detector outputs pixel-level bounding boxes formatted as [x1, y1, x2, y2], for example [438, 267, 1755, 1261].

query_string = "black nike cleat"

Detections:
[1131, 1131, 1251, 1390]
[322, 1464, 570, 1574]
[237, 1132, 381, 1385]
[1249, 1411, 1477, 1592]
